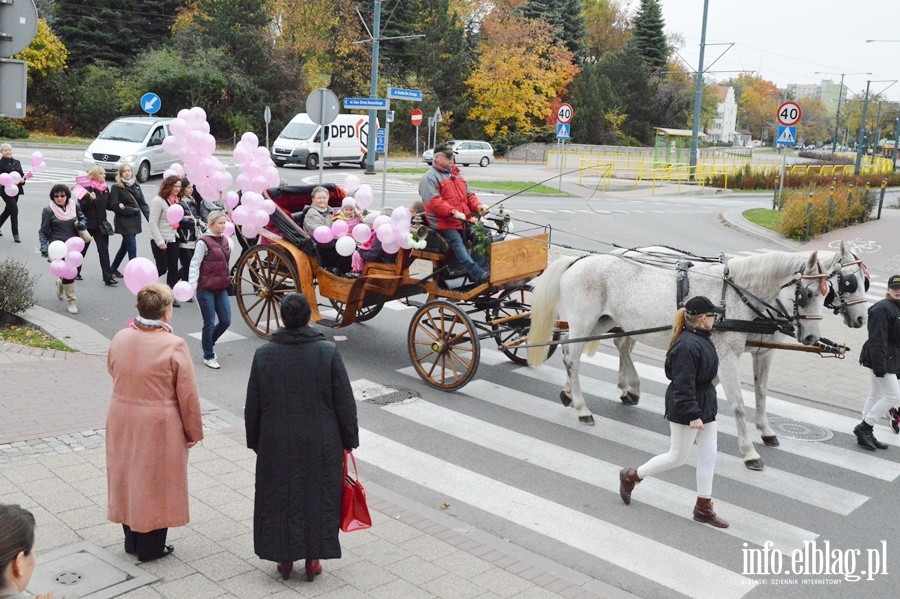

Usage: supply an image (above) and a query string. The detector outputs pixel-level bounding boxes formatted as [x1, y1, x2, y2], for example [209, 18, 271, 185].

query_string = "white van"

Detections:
[270, 113, 375, 169]
[82, 116, 178, 182]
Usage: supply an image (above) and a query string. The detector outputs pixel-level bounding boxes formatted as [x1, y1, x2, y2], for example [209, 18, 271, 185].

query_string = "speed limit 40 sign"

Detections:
[557, 103, 573, 124]
[777, 101, 802, 126]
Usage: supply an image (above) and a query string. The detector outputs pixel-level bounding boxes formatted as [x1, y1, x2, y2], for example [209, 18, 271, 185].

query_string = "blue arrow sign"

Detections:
[556, 123, 571, 140]
[387, 87, 423, 101]
[141, 92, 161, 115]
[375, 127, 386, 153]
[776, 125, 796, 146]
[343, 97, 388, 110]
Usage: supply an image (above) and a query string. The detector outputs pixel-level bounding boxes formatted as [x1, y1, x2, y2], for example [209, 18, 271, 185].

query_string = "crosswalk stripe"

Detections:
[397, 365, 865, 514]
[26, 167, 83, 183]
[381, 398, 818, 553]
[360, 428, 752, 599]
[383, 300, 414, 311]
[515, 359, 900, 481]
[579, 351, 900, 456]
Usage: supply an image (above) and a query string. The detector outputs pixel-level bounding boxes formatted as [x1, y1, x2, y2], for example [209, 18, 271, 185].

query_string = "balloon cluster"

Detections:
[17, 152, 48, 190]
[225, 132, 281, 238]
[161, 107, 233, 200]
[47, 237, 85, 280]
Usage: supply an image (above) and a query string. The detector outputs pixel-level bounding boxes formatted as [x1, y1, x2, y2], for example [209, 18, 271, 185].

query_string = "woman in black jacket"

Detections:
[0, 143, 26, 242]
[79, 166, 117, 286]
[176, 178, 201, 286]
[39, 184, 88, 315]
[855, 274, 900, 449]
[619, 296, 729, 528]
[108, 163, 149, 278]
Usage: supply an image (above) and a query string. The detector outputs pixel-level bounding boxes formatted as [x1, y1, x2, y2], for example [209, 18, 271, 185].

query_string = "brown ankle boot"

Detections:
[693, 497, 729, 528]
[619, 468, 641, 505]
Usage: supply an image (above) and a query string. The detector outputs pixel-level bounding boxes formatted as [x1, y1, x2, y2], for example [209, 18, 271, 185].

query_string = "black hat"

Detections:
[684, 296, 724, 316]
[433, 142, 455, 157]
[888, 274, 900, 289]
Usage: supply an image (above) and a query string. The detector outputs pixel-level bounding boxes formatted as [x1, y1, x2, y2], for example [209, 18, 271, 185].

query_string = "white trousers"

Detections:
[636, 421, 718, 498]
[862, 372, 900, 427]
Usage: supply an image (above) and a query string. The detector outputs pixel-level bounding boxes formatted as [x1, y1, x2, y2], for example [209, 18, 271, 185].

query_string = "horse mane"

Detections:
[726, 251, 812, 289]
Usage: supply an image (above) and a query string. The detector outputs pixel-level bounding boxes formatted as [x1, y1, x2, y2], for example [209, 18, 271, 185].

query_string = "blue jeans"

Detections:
[441, 229, 487, 280]
[111, 235, 137, 271]
[196, 289, 231, 360]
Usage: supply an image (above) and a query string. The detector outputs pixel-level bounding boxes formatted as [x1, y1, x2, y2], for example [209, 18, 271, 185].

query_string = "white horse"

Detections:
[527, 251, 833, 470]
[611, 242, 869, 449]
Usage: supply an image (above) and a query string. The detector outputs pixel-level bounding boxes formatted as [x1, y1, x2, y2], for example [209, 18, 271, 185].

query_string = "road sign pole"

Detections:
[415, 126, 419, 163]
[381, 95, 390, 208]
[777, 148, 787, 209]
[559, 140, 564, 191]
[319, 90, 327, 184]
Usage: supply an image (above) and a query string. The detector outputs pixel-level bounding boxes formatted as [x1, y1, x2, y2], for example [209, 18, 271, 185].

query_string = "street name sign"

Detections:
[777, 101, 802, 126]
[344, 97, 388, 110]
[387, 87, 423, 101]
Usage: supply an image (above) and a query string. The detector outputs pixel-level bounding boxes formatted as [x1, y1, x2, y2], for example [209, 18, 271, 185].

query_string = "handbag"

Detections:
[77, 229, 93, 243]
[100, 220, 115, 236]
[340, 450, 372, 532]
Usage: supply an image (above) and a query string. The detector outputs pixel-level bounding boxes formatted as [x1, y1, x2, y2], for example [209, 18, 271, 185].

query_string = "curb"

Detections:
[721, 208, 799, 250]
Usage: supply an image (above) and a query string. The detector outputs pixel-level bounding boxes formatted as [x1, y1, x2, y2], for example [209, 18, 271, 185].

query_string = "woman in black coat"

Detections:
[854, 274, 900, 449]
[0, 143, 26, 242]
[79, 166, 116, 285]
[619, 296, 729, 528]
[245, 293, 359, 582]
[39, 184, 88, 315]
[108, 163, 149, 278]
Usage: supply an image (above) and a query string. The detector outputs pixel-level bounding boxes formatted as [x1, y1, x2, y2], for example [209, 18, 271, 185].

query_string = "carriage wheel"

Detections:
[328, 299, 384, 323]
[236, 244, 300, 339]
[490, 285, 558, 365]
[408, 300, 480, 391]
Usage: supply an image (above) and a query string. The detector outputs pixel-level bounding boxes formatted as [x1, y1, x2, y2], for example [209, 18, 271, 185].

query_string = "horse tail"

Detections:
[528, 256, 579, 367]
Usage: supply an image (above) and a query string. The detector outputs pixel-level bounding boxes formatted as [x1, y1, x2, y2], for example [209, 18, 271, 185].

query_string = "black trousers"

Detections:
[123, 525, 168, 560]
[178, 246, 194, 282]
[0, 196, 18, 235]
[151, 241, 181, 288]
[84, 230, 113, 280]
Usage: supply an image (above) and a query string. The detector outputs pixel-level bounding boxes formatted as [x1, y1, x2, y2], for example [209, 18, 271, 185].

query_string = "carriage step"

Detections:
[316, 318, 342, 329]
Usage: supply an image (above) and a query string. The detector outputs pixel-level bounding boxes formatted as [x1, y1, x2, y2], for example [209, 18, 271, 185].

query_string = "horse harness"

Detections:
[823, 253, 870, 316]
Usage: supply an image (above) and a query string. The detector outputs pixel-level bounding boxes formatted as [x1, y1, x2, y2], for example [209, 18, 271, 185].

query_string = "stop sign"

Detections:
[410, 108, 423, 127]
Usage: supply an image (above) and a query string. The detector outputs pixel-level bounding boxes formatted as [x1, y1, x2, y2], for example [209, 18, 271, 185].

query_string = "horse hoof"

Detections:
[578, 415, 596, 425]
[559, 391, 572, 407]
[744, 459, 764, 471]
[620, 392, 640, 406]
[761, 435, 780, 447]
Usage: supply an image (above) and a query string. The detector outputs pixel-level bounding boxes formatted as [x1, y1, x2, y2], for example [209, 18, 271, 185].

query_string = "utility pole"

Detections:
[688, 0, 710, 182]
[855, 81, 872, 175]
[815, 71, 871, 155]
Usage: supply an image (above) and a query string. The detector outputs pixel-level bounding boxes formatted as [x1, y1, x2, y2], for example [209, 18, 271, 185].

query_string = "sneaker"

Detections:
[203, 358, 220, 369]
[889, 407, 900, 434]
[13, 235, 20, 243]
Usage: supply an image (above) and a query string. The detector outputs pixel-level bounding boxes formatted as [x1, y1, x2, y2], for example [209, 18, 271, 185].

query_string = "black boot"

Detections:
[854, 421, 887, 450]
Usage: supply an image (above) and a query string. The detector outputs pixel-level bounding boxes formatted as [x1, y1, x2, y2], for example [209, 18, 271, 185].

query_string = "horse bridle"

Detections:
[823, 253, 870, 315]
[780, 260, 828, 327]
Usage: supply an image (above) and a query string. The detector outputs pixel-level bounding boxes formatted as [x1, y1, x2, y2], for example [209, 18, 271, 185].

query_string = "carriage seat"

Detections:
[291, 205, 312, 229]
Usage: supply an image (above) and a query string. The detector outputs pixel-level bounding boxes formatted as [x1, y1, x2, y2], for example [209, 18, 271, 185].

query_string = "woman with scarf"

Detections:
[176, 178, 201, 287]
[106, 283, 203, 562]
[78, 167, 117, 286]
[108, 164, 149, 278]
[148, 176, 183, 306]
[0, 143, 26, 242]
[39, 185, 87, 314]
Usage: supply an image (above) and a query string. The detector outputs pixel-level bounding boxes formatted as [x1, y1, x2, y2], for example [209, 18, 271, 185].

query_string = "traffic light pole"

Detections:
[688, 0, 709, 182]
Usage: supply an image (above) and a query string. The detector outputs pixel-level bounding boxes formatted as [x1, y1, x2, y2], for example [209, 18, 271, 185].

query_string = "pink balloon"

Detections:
[372, 215, 391, 230]
[0, 173, 10, 186]
[4, 185, 19, 197]
[242, 223, 259, 238]
[251, 175, 268, 192]
[166, 204, 184, 225]
[65, 236, 85, 253]
[376, 224, 397, 244]
[382, 240, 400, 254]
[392, 206, 411, 226]
[162, 135, 182, 155]
[233, 145, 251, 164]
[64, 251, 84, 268]
[261, 199, 277, 215]
[250, 209, 270, 228]
[397, 233, 412, 250]
[62, 265, 78, 280]
[253, 147, 270, 163]
[34, 162, 47, 173]
[223, 221, 235, 237]
[30, 151, 44, 167]
[241, 132, 259, 148]
[352, 224, 372, 244]
[49, 259, 67, 277]
[173, 281, 194, 302]
[231, 205, 250, 225]
[189, 106, 207, 125]
[355, 185, 374, 210]
[223, 191, 240, 210]
[331, 220, 349, 238]
[235, 173, 250, 191]
[177, 108, 191, 121]
[241, 191, 263, 211]
[169, 118, 188, 137]
[264, 166, 280, 188]
[343, 175, 361, 193]
[313, 226, 333, 244]
[123, 257, 159, 295]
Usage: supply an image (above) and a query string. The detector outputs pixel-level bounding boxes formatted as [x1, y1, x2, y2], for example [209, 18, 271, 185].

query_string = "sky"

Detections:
[654, 0, 900, 101]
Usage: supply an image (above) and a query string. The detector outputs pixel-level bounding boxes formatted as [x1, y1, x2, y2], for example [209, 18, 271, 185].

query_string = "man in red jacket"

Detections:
[419, 143, 489, 284]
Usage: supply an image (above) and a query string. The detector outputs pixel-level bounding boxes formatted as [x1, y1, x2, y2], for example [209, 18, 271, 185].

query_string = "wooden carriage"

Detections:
[233, 185, 552, 390]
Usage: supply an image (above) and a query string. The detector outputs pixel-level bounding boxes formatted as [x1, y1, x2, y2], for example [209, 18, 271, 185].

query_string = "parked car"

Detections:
[423, 140, 493, 167]
[82, 116, 178, 182]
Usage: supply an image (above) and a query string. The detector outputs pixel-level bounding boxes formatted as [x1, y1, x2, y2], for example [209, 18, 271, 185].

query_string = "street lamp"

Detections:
[815, 71, 871, 155]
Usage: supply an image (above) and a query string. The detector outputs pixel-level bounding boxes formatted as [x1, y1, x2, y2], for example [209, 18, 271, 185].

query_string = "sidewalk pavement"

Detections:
[0, 344, 616, 599]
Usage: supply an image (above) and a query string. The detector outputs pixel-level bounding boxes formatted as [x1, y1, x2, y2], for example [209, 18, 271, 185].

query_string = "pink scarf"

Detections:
[87, 179, 108, 193]
[49, 200, 77, 221]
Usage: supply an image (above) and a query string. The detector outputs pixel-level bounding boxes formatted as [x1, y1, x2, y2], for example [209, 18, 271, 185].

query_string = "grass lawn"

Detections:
[467, 181, 567, 195]
[388, 167, 429, 174]
[20, 133, 94, 146]
[0, 320, 73, 352]
[743, 208, 780, 231]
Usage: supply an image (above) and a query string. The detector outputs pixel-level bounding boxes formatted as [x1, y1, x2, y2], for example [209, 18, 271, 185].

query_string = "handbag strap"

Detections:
[344, 450, 359, 482]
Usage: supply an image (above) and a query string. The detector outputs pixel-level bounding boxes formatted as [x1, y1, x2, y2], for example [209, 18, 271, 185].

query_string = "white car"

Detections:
[82, 116, 178, 182]
[423, 140, 493, 167]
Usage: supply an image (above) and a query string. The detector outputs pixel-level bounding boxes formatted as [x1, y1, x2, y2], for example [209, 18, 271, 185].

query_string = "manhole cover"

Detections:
[768, 416, 833, 441]
[354, 385, 420, 405]
[56, 571, 83, 585]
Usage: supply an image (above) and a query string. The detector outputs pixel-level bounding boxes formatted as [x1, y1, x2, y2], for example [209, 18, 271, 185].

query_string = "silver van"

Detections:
[82, 116, 178, 182]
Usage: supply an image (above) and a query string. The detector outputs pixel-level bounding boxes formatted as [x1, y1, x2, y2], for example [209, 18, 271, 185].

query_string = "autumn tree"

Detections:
[521, 0, 587, 63]
[795, 99, 831, 144]
[582, 0, 630, 63]
[731, 74, 779, 140]
[629, 0, 667, 73]
[14, 19, 70, 134]
[465, 12, 578, 138]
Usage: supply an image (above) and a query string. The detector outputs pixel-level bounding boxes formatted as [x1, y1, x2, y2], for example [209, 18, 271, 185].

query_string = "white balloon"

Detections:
[48, 240, 68, 261]
[335, 236, 357, 257]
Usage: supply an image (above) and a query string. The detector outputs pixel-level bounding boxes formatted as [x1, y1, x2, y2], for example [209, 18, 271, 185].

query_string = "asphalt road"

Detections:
[8, 149, 899, 599]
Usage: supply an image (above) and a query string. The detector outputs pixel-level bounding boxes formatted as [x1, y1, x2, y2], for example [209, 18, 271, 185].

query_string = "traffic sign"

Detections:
[0, 0, 38, 57]
[556, 123, 571, 140]
[387, 87, 423, 101]
[433, 106, 442, 123]
[344, 97, 387, 110]
[375, 127, 386, 153]
[141, 92, 161, 115]
[776, 101, 802, 126]
[0, 59, 26, 118]
[556, 103, 573, 125]
[776, 125, 797, 146]
[410, 108, 423, 127]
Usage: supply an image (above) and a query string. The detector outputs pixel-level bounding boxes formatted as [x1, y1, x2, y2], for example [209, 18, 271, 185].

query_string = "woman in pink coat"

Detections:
[106, 283, 204, 562]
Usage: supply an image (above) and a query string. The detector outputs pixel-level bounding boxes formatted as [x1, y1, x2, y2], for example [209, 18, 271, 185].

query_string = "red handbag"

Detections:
[341, 450, 372, 532]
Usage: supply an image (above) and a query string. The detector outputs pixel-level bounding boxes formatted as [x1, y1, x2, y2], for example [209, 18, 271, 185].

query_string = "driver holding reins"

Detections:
[419, 143, 490, 285]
